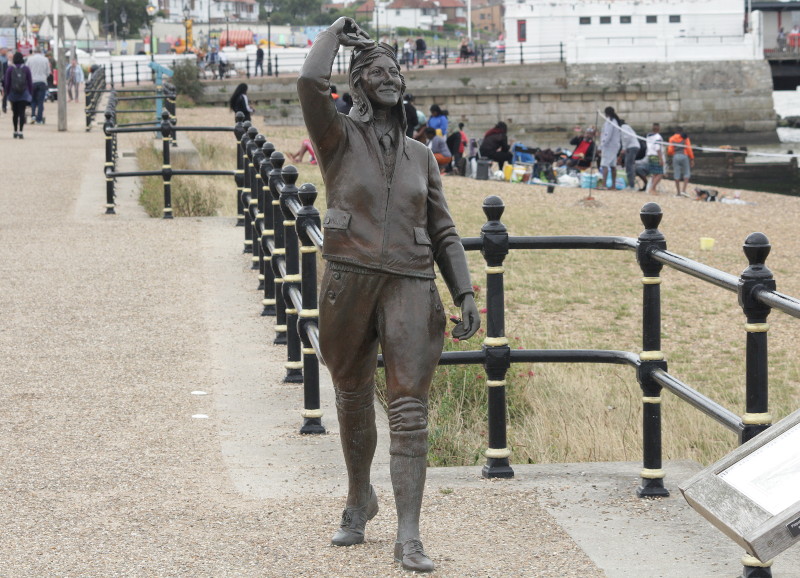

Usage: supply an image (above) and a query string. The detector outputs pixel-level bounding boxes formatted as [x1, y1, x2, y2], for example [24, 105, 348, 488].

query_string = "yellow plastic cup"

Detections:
[700, 237, 715, 251]
[503, 164, 514, 181]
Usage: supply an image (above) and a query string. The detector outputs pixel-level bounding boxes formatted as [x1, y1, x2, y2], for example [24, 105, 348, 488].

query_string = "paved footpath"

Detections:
[1, 103, 799, 577]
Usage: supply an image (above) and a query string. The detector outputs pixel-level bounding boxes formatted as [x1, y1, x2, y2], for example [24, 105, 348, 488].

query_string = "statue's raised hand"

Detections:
[328, 17, 374, 50]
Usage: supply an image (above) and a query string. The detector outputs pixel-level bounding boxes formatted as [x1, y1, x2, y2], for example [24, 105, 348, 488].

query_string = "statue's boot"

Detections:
[331, 484, 379, 546]
[331, 398, 378, 546]
[389, 397, 434, 573]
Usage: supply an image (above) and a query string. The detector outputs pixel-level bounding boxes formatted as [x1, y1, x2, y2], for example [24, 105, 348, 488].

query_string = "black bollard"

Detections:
[259, 141, 277, 316]
[480, 196, 514, 479]
[279, 165, 304, 384]
[269, 152, 288, 345]
[738, 232, 775, 578]
[103, 112, 116, 214]
[251, 134, 267, 274]
[635, 203, 669, 497]
[296, 182, 325, 434]
[160, 112, 174, 219]
[738, 232, 774, 444]
[241, 125, 258, 252]
[233, 113, 246, 226]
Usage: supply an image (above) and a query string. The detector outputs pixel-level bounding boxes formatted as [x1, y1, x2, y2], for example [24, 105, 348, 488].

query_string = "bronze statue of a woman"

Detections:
[298, 17, 480, 573]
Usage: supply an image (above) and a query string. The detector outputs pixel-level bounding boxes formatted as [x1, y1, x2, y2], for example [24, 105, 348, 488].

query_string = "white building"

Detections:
[383, 0, 448, 32]
[503, 0, 763, 64]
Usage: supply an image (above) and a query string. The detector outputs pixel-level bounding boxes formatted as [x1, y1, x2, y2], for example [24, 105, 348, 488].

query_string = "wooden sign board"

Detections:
[679, 408, 800, 562]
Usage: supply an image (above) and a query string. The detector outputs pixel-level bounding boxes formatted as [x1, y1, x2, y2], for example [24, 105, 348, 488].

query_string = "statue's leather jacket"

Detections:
[297, 30, 473, 304]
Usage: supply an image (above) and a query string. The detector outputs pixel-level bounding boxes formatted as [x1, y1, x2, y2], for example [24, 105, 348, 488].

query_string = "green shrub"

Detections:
[171, 60, 204, 103]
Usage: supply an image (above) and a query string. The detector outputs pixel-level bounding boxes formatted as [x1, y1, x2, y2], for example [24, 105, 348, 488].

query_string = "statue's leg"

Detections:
[380, 278, 445, 572]
[319, 266, 381, 546]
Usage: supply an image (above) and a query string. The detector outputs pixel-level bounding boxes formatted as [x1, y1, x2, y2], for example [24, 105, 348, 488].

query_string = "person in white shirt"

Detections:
[26, 48, 51, 124]
[598, 106, 622, 189]
[645, 122, 665, 194]
[619, 120, 640, 191]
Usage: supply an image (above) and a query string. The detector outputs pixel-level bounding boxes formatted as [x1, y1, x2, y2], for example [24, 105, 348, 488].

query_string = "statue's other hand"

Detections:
[329, 17, 375, 50]
[452, 294, 480, 340]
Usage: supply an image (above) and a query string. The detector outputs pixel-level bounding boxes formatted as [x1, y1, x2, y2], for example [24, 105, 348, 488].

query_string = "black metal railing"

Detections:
[83, 66, 107, 131]
[102, 95, 233, 217]
[234, 114, 797, 505]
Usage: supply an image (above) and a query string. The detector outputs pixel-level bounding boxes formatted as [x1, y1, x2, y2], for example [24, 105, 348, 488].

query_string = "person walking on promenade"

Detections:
[597, 106, 622, 190]
[255, 45, 264, 76]
[3, 52, 32, 139]
[645, 122, 666, 194]
[668, 127, 695, 197]
[66, 58, 84, 102]
[619, 119, 640, 190]
[26, 47, 50, 124]
[229, 83, 254, 122]
[297, 17, 479, 574]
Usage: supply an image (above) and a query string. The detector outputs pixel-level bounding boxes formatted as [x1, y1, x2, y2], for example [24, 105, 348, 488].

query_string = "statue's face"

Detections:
[360, 55, 401, 110]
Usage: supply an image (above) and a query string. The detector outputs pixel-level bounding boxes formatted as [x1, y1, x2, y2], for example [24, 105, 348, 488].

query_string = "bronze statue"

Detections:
[297, 17, 480, 573]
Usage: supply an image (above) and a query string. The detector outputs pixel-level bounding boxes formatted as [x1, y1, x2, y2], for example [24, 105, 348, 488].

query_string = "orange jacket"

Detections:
[668, 134, 694, 159]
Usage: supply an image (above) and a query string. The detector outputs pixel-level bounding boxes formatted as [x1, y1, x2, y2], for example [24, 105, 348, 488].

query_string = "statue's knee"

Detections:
[335, 387, 375, 412]
[387, 396, 428, 432]
[388, 397, 428, 457]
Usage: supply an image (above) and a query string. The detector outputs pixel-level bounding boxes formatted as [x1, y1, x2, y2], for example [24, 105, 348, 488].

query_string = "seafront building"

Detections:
[503, 0, 762, 64]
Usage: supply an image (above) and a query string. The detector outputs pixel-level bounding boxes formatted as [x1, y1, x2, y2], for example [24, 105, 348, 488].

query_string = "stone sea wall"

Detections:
[200, 60, 777, 145]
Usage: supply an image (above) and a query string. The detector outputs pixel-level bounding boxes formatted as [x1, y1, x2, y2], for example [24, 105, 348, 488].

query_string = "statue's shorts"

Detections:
[319, 262, 447, 456]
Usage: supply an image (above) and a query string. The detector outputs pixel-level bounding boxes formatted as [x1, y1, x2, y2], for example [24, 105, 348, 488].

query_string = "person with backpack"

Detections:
[3, 52, 33, 139]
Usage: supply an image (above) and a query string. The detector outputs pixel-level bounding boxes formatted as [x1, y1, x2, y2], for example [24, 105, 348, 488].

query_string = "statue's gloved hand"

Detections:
[452, 294, 480, 340]
[328, 17, 375, 50]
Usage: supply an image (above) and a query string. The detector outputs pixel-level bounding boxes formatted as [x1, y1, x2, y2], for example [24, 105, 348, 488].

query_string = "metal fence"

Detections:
[101, 92, 233, 217]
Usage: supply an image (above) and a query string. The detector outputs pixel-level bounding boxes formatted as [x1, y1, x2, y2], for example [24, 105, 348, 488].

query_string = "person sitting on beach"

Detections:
[425, 127, 453, 173]
[289, 138, 317, 164]
[559, 127, 596, 170]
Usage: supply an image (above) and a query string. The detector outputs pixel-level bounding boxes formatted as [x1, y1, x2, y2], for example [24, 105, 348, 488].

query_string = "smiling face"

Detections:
[360, 55, 402, 110]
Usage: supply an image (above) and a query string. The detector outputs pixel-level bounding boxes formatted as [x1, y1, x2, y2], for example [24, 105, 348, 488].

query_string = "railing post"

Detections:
[296, 182, 325, 434]
[737, 232, 777, 578]
[251, 134, 267, 277]
[269, 152, 288, 345]
[233, 113, 246, 227]
[480, 195, 514, 479]
[110, 62, 115, 88]
[241, 125, 257, 252]
[246, 55, 251, 78]
[279, 165, 304, 384]
[520, 44, 524, 65]
[560, 41, 564, 62]
[120, 62, 125, 87]
[259, 141, 277, 316]
[738, 231, 775, 444]
[636, 202, 669, 498]
[274, 55, 279, 78]
[245, 130, 263, 269]
[160, 111, 174, 219]
[103, 111, 116, 214]
[135, 60, 140, 85]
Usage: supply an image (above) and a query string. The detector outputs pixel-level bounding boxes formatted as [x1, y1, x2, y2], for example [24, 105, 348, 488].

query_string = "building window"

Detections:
[579, 17, 590, 25]
[620, 16, 631, 24]
[646, 15, 657, 24]
[669, 15, 681, 23]
[517, 19, 527, 42]
[600, 16, 611, 24]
